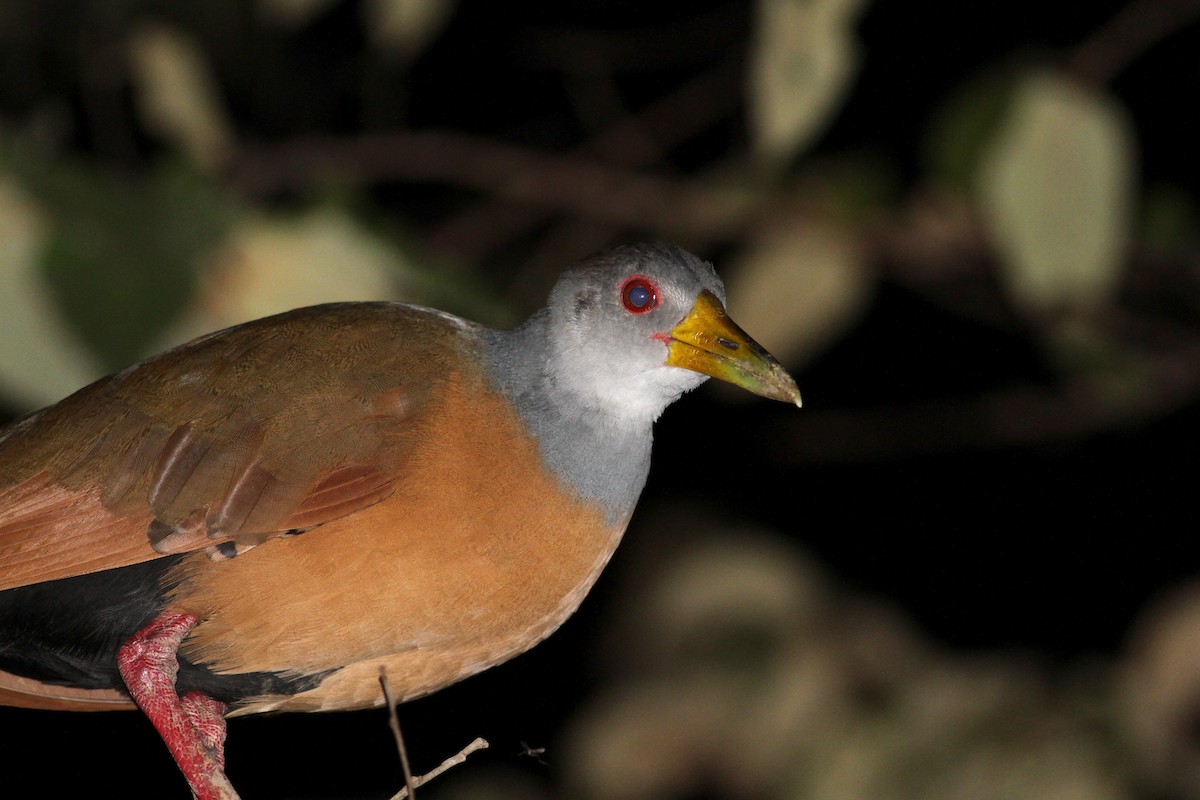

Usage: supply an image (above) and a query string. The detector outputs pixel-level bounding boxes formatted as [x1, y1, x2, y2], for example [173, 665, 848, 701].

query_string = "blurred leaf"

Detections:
[628, 532, 827, 677]
[977, 71, 1136, 316]
[156, 208, 413, 349]
[565, 676, 736, 800]
[1119, 583, 1200, 797]
[577, 518, 1130, 800]
[0, 177, 102, 410]
[128, 22, 235, 170]
[1041, 317, 1147, 402]
[811, 151, 900, 220]
[363, 0, 456, 57]
[727, 218, 872, 369]
[1139, 183, 1200, 253]
[793, 660, 1125, 800]
[26, 162, 235, 372]
[747, 0, 865, 166]
[924, 65, 1022, 193]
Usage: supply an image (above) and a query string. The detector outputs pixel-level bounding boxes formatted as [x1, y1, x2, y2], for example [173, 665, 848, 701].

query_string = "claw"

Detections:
[118, 612, 239, 800]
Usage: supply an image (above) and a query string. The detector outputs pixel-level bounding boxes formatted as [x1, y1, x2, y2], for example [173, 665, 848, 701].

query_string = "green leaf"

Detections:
[24, 161, 236, 372]
[727, 217, 872, 369]
[128, 22, 235, 170]
[363, 0, 457, 57]
[977, 71, 1136, 315]
[1139, 183, 1200, 253]
[924, 65, 1022, 193]
[155, 208, 411, 349]
[747, 0, 866, 166]
[0, 177, 102, 410]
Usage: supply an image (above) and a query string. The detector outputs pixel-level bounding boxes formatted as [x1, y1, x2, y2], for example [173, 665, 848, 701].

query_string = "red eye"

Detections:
[621, 276, 659, 314]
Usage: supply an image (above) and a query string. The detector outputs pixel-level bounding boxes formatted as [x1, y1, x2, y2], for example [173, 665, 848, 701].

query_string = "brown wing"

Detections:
[0, 670, 135, 711]
[0, 302, 475, 592]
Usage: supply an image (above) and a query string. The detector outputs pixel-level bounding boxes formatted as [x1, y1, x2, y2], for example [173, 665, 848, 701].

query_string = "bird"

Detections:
[0, 242, 800, 799]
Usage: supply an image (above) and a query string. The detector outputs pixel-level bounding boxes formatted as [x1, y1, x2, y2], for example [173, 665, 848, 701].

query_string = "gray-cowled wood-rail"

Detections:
[0, 243, 800, 798]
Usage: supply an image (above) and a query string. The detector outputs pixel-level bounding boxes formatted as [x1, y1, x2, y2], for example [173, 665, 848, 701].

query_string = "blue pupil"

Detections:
[628, 284, 652, 308]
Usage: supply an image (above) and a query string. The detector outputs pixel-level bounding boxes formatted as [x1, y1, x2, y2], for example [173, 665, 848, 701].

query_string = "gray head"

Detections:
[482, 242, 800, 522]
[544, 243, 729, 422]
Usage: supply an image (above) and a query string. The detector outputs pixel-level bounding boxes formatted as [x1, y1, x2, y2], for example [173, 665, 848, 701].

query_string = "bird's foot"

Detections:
[119, 611, 239, 800]
[181, 690, 229, 769]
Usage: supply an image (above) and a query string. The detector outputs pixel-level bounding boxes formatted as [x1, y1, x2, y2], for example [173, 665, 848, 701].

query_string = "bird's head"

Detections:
[546, 243, 801, 420]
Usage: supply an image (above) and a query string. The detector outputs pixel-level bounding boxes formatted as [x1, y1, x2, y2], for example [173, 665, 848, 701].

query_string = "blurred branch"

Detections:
[428, 53, 746, 263]
[79, 28, 138, 168]
[771, 185, 1200, 462]
[775, 318, 1200, 463]
[515, 5, 746, 72]
[233, 53, 745, 268]
[1069, 0, 1200, 86]
[228, 123, 1200, 463]
[229, 129, 769, 241]
[871, 184, 1200, 330]
[45, 0, 1200, 466]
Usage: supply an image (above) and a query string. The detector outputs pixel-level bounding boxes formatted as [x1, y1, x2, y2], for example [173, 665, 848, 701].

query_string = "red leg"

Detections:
[118, 611, 239, 800]
[181, 691, 229, 769]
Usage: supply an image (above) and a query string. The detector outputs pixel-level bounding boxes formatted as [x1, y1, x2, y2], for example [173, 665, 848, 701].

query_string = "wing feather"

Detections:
[0, 302, 473, 592]
[0, 669, 135, 711]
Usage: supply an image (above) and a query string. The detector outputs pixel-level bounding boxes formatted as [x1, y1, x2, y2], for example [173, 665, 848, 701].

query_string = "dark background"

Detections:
[1, 1, 1198, 798]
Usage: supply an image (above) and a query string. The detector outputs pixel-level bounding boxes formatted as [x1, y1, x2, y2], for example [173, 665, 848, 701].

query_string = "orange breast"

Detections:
[168, 371, 626, 714]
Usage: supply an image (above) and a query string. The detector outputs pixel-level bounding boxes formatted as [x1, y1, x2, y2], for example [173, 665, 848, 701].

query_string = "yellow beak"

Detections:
[664, 290, 802, 407]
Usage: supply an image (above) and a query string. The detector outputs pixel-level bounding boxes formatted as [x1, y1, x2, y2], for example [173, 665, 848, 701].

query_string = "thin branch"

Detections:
[1068, 0, 1200, 86]
[515, 5, 746, 73]
[429, 54, 745, 262]
[770, 334, 1200, 463]
[378, 667, 490, 800]
[78, 27, 139, 169]
[386, 739, 491, 800]
[228, 130, 769, 241]
[227, 52, 746, 267]
[379, 669, 416, 799]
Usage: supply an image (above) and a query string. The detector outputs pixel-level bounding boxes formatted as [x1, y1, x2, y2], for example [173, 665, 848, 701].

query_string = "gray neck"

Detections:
[481, 311, 653, 527]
